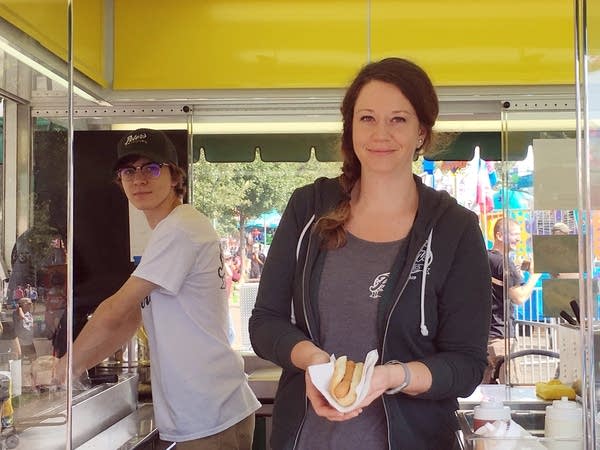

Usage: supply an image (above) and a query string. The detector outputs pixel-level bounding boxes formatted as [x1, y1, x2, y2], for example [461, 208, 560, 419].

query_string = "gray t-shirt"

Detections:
[297, 232, 404, 450]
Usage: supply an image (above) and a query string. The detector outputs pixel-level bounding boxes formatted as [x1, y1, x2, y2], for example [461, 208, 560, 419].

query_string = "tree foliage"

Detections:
[192, 158, 340, 238]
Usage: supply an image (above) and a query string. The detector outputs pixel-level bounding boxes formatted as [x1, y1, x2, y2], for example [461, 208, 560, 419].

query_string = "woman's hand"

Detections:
[291, 341, 362, 421]
[356, 364, 392, 408]
[305, 369, 362, 422]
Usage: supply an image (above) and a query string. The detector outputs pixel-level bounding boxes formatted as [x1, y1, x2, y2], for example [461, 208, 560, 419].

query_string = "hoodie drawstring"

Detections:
[420, 229, 434, 336]
[291, 214, 316, 326]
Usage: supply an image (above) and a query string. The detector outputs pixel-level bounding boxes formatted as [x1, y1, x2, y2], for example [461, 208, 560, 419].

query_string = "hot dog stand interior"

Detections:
[0, 0, 600, 448]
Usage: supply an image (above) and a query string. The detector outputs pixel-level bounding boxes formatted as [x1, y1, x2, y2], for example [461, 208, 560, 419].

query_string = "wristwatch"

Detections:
[384, 360, 411, 395]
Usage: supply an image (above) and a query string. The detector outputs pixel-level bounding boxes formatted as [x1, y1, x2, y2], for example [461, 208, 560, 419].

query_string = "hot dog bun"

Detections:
[329, 356, 364, 406]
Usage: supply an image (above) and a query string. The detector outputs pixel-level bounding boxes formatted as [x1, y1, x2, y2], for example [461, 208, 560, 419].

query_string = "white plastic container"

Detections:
[544, 396, 583, 450]
[473, 399, 511, 431]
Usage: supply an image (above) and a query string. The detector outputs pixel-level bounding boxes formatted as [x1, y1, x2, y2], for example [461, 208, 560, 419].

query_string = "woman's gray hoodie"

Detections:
[249, 175, 491, 450]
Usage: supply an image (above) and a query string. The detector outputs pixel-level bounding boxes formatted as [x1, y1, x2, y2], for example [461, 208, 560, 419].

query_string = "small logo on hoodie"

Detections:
[369, 272, 390, 299]
[410, 242, 432, 280]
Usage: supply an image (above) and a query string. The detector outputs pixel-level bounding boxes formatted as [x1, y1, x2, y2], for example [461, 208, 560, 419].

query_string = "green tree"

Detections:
[192, 157, 340, 260]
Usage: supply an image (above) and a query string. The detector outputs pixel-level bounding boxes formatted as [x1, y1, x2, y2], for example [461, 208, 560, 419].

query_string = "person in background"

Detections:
[14, 297, 35, 361]
[27, 285, 38, 310]
[483, 217, 541, 384]
[44, 272, 66, 337]
[222, 250, 237, 345]
[223, 251, 235, 300]
[56, 128, 259, 449]
[233, 250, 242, 281]
[551, 221, 570, 236]
[249, 57, 491, 450]
[248, 243, 265, 280]
[0, 298, 19, 359]
[7, 228, 65, 310]
[11, 285, 24, 309]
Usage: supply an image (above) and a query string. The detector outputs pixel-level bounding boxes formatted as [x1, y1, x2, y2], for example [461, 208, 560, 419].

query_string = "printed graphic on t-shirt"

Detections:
[140, 295, 151, 309]
[369, 272, 390, 299]
[217, 246, 226, 289]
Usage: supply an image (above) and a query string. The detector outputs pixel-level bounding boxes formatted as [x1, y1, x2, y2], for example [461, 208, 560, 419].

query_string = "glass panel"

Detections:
[583, 0, 600, 445]
[0, 100, 5, 281]
[20, 97, 581, 444]
[498, 109, 577, 387]
[0, 1, 74, 448]
[0, 2, 586, 448]
[191, 127, 341, 350]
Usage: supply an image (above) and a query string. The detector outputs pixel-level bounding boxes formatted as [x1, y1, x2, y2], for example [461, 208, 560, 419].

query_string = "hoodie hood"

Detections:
[412, 174, 457, 237]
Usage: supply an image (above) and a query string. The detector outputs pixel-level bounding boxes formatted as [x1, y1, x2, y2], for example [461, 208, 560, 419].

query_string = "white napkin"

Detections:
[307, 349, 379, 412]
[473, 420, 545, 450]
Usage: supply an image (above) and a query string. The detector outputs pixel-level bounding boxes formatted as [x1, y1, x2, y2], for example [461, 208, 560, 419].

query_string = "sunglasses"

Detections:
[117, 162, 167, 181]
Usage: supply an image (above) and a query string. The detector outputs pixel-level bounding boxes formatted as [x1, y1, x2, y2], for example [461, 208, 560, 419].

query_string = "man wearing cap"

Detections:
[56, 128, 260, 448]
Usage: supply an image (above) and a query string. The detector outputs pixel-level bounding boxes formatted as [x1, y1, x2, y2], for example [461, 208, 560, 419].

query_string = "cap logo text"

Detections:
[124, 133, 148, 146]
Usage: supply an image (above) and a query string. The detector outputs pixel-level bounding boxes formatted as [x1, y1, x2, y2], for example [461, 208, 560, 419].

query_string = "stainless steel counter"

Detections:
[78, 403, 159, 450]
[0, 353, 273, 449]
[12, 355, 548, 450]
[11, 373, 139, 449]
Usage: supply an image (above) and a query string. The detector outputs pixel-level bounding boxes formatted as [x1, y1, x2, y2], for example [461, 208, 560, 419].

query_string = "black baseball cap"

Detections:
[115, 128, 178, 170]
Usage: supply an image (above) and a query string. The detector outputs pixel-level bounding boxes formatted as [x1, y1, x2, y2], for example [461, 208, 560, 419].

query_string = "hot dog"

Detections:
[329, 355, 364, 406]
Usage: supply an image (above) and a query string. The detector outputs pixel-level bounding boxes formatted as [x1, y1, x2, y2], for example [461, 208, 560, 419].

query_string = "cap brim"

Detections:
[113, 149, 175, 171]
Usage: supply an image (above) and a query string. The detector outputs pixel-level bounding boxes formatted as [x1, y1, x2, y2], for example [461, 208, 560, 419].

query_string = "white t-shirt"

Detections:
[133, 204, 260, 442]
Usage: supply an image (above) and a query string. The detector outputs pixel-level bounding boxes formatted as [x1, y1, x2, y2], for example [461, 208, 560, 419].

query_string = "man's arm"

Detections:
[68, 275, 157, 377]
[508, 273, 541, 305]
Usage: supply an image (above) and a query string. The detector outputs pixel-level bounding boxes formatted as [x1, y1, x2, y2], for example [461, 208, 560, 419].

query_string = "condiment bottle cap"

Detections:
[474, 399, 511, 421]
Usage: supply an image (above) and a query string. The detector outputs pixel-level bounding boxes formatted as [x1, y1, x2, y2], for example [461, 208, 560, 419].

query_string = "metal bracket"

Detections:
[500, 99, 576, 111]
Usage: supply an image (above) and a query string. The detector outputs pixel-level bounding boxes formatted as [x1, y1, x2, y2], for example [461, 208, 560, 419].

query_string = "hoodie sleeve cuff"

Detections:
[275, 329, 311, 371]
[417, 354, 486, 400]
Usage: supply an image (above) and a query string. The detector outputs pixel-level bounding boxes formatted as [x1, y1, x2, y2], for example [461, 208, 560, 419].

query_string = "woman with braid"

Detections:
[249, 57, 491, 450]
